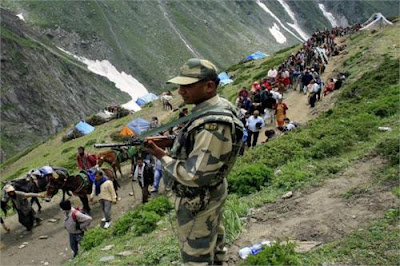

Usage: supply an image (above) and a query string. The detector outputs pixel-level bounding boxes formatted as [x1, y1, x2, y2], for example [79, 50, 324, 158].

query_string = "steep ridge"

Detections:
[0, 9, 128, 161]
[0, 1, 397, 160]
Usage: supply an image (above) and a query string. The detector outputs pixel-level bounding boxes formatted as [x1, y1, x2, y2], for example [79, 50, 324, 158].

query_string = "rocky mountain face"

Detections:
[0, 0, 397, 161]
[0, 9, 128, 162]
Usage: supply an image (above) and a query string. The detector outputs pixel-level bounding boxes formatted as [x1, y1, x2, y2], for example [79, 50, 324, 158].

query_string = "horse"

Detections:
[44, 168, 119, 213]
[1, 166, 66, 215]
[97, 146, 138, 179]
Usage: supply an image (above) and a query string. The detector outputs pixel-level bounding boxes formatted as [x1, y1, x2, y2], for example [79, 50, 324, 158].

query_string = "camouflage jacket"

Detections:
[160, 95, 243, 198]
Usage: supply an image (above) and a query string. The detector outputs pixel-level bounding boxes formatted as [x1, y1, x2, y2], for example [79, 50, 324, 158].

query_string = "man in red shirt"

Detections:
[76, 146, 97, 170]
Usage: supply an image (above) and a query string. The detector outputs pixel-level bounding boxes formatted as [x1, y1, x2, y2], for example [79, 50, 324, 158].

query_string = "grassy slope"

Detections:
[66, 25, 399, 265]
[0, 93, 182, 181]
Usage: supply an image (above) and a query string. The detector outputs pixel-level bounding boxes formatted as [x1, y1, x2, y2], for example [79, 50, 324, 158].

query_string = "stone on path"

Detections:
[39, 235, 48, 239]
[294, 241, 322, 253]
[44, 262, 49, 266]
[23, 242, 29, 245]
[101, 244, 114, 251]
[48, 218, 58, 223]
[282, 191, 293, 199]
[116, 251, 133, 257]
[19, 244, 26, 249]
[99, 255, 115, 262]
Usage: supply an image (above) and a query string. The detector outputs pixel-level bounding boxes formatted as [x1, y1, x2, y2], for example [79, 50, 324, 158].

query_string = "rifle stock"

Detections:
[94, 135, 176, 149]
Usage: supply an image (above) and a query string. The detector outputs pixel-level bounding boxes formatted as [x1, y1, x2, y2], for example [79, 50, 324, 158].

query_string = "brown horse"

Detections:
[97, 147, 137, 179]
[44, 168, 119, 213]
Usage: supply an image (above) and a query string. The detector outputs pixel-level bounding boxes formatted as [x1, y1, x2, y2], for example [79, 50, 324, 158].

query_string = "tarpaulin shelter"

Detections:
[75, 120, 94, 135]
[120, 126, 135, 137]
[218, 72, 233, 86]
[136, 93, 159, 107]
[245, 51, 268, 61]
[127, 118, 150, 135]
[361, 13, 393, 30]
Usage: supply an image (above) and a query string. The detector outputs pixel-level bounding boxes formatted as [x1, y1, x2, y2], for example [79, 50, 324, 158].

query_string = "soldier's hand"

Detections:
[144, 140, 166, 159]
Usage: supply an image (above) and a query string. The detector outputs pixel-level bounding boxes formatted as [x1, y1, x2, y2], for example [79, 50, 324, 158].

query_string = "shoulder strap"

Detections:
[72, 209, 79, 222]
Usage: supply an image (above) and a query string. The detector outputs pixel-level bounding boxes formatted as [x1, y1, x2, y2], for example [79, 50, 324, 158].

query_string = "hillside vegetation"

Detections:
[59, 25, 400, 265]
[0, 9, 128, 161]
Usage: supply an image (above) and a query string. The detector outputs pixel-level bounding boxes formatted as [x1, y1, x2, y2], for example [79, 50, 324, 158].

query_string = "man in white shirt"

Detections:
[246, 110, 265, 147]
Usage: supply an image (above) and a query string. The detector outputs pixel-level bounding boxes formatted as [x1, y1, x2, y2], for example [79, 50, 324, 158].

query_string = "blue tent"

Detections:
[136, 93, 159, 107]
[75, 120, 95, 135]
[127, 118, 150, 135]
[245, 51, 268, 61]
[218, 72, 233, 86]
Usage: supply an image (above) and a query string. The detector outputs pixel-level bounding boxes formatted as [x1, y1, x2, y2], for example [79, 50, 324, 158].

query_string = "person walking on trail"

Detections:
[1, 217, 10, 233]
[151, 158, 163, 193]
[76, 146, 97, 171]
[273, 98, 289, 127]
[60, 200, 92, 258]
[145, 58, 243, 265]
[2, 184, 44, 231]
[133, 157, 154, 203]
[89, 170, 116, 229]
[246, 110, 265, 148]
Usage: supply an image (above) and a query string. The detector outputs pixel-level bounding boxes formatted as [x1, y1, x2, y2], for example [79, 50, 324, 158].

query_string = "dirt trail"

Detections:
[0, 165, 166, 266]
[228, 157, 399, 264]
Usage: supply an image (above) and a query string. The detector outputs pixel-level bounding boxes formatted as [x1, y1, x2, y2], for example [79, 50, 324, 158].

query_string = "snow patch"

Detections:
[57, 47, 148, 112]
[318, 4, 339, 27]
[277, 0, 309, 41]
[269, 23, 287, 44]
[256, 0, 303, 42]
[16, 13, 25, 21]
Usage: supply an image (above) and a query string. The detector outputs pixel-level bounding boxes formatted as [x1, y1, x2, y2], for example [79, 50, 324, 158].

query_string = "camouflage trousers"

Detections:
[175, 179, 228, 265]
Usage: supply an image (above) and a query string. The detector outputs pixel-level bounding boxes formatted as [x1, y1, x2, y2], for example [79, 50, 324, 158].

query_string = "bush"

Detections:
[112, 196, 172, 237]
[229, 163, 273, 196]
[244, 241, 300, 265]
[110, 130, 132, 142]
[62, 129, 83, 142]
[142, 196, 173, 215]
[374, 136, 399, 166]
[86, 115, 107, 126]
[81, 226, 111, 251]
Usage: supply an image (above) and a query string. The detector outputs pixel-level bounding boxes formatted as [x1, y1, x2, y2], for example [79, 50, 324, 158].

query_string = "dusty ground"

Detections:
[228, 157, 399, 264]
[0, 165, 167, 266]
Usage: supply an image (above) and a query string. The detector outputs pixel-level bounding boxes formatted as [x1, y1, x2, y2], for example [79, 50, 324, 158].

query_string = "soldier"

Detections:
[145, 58, 243, 265]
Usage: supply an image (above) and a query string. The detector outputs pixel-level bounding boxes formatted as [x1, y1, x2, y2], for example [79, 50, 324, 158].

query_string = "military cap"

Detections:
[167, 58, 218, 85]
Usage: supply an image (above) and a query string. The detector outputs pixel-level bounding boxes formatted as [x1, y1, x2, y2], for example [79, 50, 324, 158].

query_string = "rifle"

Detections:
[93, 135, 176, 149]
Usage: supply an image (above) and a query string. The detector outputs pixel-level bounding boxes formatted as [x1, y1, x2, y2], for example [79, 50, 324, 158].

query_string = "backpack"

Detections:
[72, 207, 83, 231]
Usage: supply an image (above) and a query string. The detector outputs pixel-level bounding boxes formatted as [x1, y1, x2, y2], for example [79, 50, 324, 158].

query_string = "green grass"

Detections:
[297, 209, 400, 265]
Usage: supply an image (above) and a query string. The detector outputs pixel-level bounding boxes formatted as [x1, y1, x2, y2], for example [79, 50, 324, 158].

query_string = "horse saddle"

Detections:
[78, 171, 94, 189]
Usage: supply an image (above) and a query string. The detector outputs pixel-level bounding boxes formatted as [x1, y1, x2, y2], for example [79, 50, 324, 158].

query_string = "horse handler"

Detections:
[60, 200, 92, 258]
[89, 169, 117, 229]
[3, 184, 44, 231]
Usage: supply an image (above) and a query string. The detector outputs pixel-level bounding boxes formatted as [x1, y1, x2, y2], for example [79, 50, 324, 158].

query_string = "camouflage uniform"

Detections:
[161, 95, 243, 265]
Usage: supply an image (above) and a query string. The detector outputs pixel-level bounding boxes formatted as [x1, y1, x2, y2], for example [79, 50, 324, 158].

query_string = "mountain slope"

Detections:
[2, 0, 396, 93]
[0, 9, 128, 161]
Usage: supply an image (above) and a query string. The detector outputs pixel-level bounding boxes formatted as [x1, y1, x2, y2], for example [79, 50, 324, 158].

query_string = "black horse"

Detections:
[1, 167, 60, 215]
[45, 168, 119, 213]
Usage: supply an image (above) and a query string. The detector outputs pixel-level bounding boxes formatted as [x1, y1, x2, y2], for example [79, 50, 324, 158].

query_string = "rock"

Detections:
[48, 218, 58, 223]
[129, 192, 134, 196]
[378, 126, 392, 131]
[101, 244, 114, 251]
[44, 262, 49, 266]
[282, 191, 293, 199]
[275, 169, 282, 176]
[99, 255, 115, 262]
[352, 215, 357, 219]
[23, 242, 29, 245]
[295, 241, 322, 253]
[116, 251, 133, 257]
[39, 235, 48, 239]
[19, 244, 26, 249]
